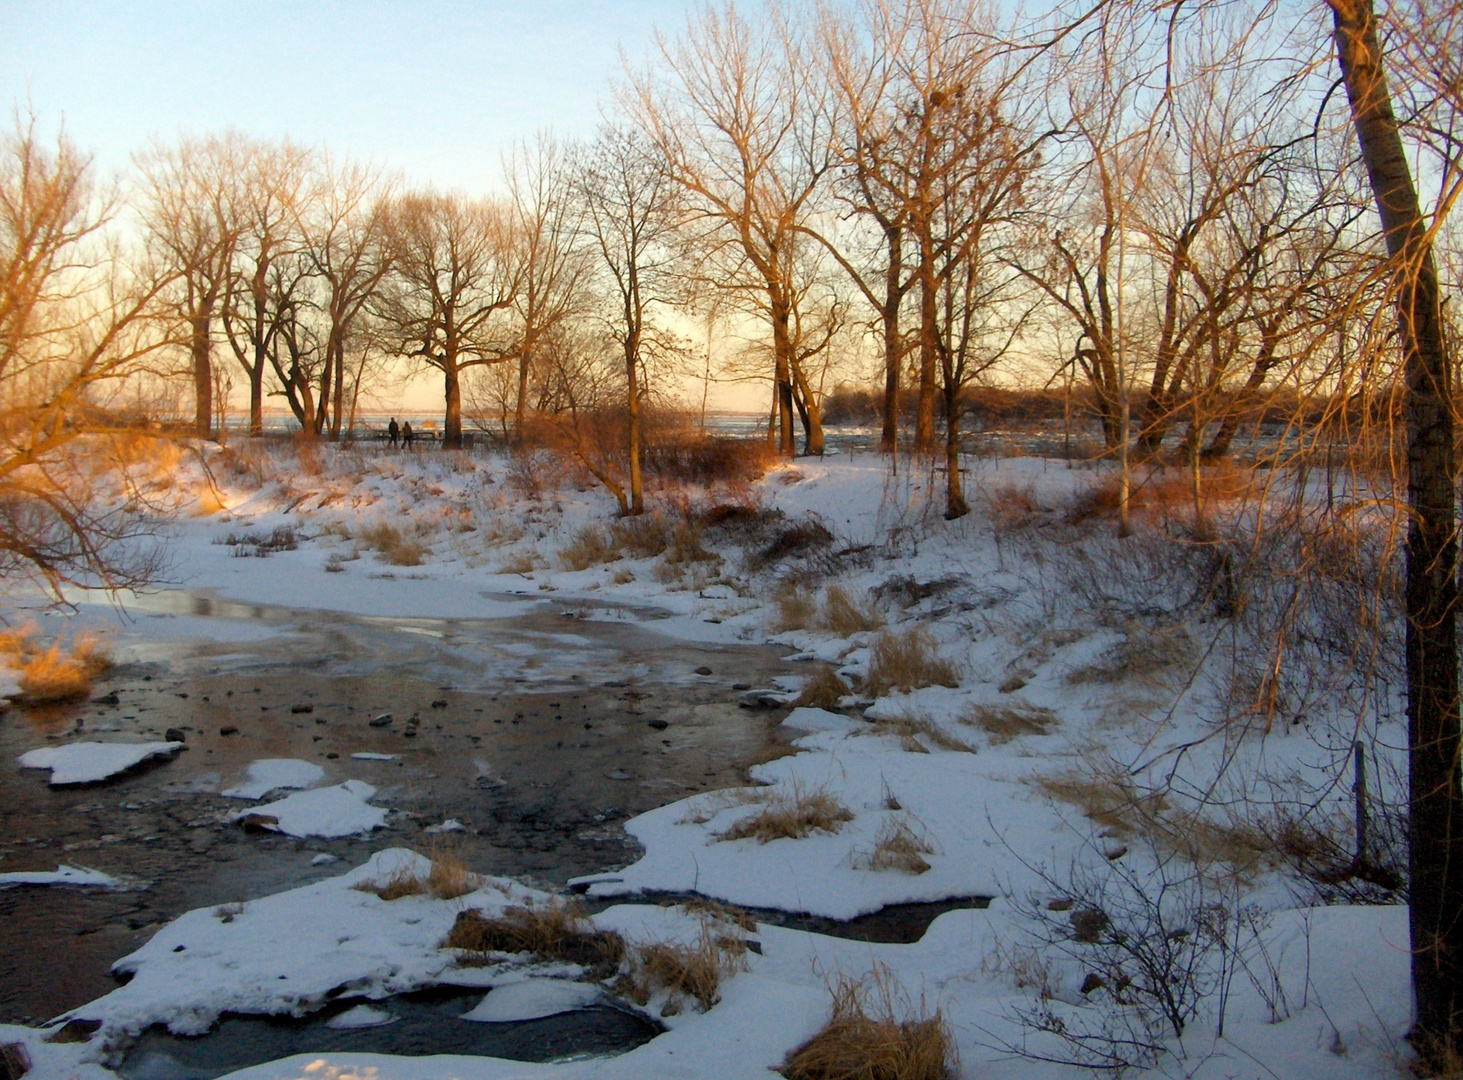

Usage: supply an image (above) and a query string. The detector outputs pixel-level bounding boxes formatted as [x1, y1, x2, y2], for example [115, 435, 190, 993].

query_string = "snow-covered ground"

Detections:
[2, 441, 1413, 1079]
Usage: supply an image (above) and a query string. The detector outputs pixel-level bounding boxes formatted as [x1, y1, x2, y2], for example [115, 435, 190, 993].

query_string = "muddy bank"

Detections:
[0, 596, 798, 1025]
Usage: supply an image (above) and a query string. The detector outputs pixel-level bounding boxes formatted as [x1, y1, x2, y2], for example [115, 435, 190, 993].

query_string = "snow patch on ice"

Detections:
[230, 780, 386, 838]
[458, 980, 601, 1023]
[0, 865, 122, 890]
[222, 759, 325, 800]
[18, 741, 182, 786]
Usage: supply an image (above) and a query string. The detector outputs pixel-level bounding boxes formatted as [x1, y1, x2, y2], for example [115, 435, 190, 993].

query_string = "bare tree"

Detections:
[300, 155, 395, 439]
[1327, 0, 1463, 1060]
[628, 0, 836, 456]
[134, 132, 246, 439]
[219, 138, 311, 436]
[576, 126, 680, 513]
[375, 192, 520, 449]
[504, 134, 589, 443]
[1, 118, 173, 597]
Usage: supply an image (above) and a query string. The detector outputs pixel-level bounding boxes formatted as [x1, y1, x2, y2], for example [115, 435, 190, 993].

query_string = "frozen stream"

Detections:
[0, 591, 800, 1027]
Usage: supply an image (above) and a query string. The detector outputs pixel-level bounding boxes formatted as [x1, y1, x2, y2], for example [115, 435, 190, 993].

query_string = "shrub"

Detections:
[717, 785, 855, 843]
[219, 526, 298, 557]
[781, 967, 956, 1080]
[864, 629, 959, 696]
[748, 519, 836, 571]
[443, 900, 625, 976]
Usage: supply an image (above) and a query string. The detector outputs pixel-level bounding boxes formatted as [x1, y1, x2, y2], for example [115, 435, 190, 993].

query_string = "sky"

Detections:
[1, 0, 787, 414]
[0, 0, 691, 195]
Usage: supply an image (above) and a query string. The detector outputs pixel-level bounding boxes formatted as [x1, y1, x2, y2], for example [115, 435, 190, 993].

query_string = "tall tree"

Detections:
[1328, 0, 1462, 1060]
[135, 133, 245, 439]
[376, 192, 520, 449]
[576, 126, 679, 514]
[628, 0, 836, 456]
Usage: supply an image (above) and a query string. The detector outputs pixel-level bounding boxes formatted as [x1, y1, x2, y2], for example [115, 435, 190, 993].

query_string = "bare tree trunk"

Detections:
[191, 308, 213, 439]
[444, 364, 463, 449]
[1331, 0, 1463, 1060]
[626, 341, 644, 515]
[771, 291, 797, 457]
[514, 354, 530, 444]
[916, 256, 937, 451]
[942, 376, 967, 519]
[881, 225, 903, 454]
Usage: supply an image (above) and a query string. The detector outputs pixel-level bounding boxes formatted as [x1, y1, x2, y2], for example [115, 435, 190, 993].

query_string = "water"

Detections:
[119, 989, 662, 1079]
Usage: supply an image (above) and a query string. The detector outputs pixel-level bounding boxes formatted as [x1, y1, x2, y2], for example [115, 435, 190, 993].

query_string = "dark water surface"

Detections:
[0, 593, 798, 1026]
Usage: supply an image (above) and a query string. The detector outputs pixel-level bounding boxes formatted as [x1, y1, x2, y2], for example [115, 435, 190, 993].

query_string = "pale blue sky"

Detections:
[1, 1, 693, 194]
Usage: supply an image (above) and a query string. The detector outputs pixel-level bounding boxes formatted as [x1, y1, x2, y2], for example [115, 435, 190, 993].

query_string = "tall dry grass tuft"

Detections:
[620, 918, 750, 1015]
[360, 522, 429, 566]
[796, 665, 851, 709]
[717, 785, 855, 843]
[822, 586, 884, 635]
[353, 850, 483, 901]
[443, 899, 626, 976]
[14, 632, 112, 703]
[781, 966, 956, 1080]
[864, 629, 959, 696]
[776, 587, 818, 632]
[858, 816, 937, 875]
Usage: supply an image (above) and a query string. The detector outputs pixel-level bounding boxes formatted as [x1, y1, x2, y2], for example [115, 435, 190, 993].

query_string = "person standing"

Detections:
[402, 420, 414, 449]
[387, 417, 400, 448]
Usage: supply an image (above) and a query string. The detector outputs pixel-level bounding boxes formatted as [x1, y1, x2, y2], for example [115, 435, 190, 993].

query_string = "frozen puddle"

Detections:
[117, 988, 662, 1080]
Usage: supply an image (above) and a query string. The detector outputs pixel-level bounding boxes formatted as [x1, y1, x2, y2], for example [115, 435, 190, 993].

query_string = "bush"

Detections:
[360, 522, 428, 566]
[864, 629, 959, 696]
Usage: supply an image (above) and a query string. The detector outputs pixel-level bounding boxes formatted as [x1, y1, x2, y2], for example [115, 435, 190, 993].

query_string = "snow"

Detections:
[423, 819, 465, 834]
[5, 445, 1425, 1080]
[222, 759, 326, 800]
[458, 980, 602, 1022]
[0, 864, 122, 890]
[18, 741, 182, 786]
[325, 1005, 396, 1029]
[229, 780, 387, 838]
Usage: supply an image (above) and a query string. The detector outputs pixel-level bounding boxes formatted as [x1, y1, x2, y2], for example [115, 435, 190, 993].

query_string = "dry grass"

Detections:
[781, 967, 956, 1080]
[864, 629, 959, 697]
[353, 851, 483, 901]
[619, 920, 749, 1015]
[1063, 465, 1255, 527]
[821, 586, 884, 635]
[967, 703, 1059, 744]
[717, 785, 855, 843]
[864, 714, 977, 754]
[1065, 623, 1193, 687]
[496, 550, 542, 575]
[858, 817, 936, 875]
[14, 633, 112, 703]
[796, 665, 852, 709]
[775, 587, 818, 632]
[360, 522, 429, 566]
[443, 899, 626, 975]
[559, 525, 619, 570]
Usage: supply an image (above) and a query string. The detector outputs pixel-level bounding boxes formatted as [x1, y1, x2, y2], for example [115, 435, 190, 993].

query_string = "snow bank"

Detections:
[18, 741, 181, 786]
